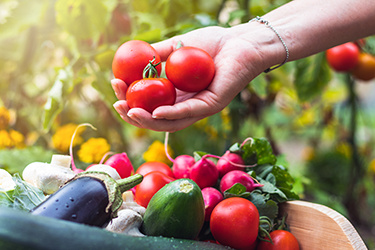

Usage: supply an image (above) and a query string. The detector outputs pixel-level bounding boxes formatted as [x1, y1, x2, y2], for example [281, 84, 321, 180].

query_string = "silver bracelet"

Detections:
[249, 16, 289, 73]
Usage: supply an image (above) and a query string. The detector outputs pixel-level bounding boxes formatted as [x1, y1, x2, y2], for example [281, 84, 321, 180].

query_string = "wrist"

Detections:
[225, 20, 289, 75]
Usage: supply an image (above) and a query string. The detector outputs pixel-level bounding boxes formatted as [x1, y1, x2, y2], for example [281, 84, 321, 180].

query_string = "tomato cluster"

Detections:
[112, 40, 215, 113]
[326, 41, 375, 81]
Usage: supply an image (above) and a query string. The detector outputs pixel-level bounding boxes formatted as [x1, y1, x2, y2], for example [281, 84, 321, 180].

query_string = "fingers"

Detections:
[151, 37, 180, 61]
[111, 78, 128, 100]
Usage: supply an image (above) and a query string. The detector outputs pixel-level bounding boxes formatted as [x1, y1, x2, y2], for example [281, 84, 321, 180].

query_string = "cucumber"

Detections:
[0, 208, 230, 250]
[141, 178, 205, 240]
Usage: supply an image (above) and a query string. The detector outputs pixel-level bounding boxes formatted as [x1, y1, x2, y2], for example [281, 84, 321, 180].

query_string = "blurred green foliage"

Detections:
[1, 0, 375, 246]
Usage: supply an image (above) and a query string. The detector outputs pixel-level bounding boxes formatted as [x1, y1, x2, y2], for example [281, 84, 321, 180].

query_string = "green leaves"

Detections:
[55, 0, 115, 41]
[0, 174, 45, 211]
[43, 68, 73, 131]
[294, 52, 332, 102]
[225, 137, 299, 227]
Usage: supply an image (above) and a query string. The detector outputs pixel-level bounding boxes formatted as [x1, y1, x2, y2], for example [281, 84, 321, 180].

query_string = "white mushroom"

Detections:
[0, 169, 15, 191]
[120, 191, 146, 216]
[22, 155, 75, 194]
[86, 164, 121, 180]
[106, 209, 145, 237]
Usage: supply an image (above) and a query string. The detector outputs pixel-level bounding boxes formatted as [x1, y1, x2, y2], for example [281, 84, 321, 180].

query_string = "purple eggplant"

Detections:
[30, 171, 143, 228]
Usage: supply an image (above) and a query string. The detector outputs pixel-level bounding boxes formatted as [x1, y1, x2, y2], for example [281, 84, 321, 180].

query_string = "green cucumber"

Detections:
[0, 207, 230, 250]
[141, 178, 205, 240]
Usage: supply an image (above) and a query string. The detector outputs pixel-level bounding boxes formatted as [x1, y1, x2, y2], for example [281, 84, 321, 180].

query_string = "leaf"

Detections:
[257, 177, 288, 203]
[55, 0, 111, 40]
[12, 174, 46, 211]
[241, 138, 277, 165]
[43, 68, 73, 131]
[0, 147, 54, 174]
[0, 0, 50, 40]
[250, 74, 268, 99]
[0, 189, 14, 208]
[223, 183, 251, 199]
[248, 190, 278, 220]
[294, 52, 332, 102]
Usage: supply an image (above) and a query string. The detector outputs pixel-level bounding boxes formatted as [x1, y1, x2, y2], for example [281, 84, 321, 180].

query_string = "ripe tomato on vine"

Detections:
[326, 42, 360, 72]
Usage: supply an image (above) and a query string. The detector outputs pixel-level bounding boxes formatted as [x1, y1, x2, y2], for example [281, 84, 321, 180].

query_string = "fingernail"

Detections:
[113, 102, 126, 116]
[127, 111, 140, 123]
[112, 81, 121, 96]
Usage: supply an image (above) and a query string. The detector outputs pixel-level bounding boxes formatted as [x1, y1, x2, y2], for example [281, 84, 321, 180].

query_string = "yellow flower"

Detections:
[143, 140, 174, 165]
[52, 123, 85, 153]
[78, 137, 110, 163]
[0, 107, 10, 130]
[8, 129, 25, 149]
[0, 130, 13, 149]
[0, 129, 25, 149]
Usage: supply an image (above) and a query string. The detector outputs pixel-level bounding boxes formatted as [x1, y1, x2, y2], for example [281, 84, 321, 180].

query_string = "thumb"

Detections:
[151, 37, 181, 61]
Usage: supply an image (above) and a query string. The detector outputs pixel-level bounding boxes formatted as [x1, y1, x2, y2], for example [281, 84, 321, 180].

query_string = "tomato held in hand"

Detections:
[112, 40, 162, 85]
[135, 171, 175, 208]
[126, 78, 176, 113]
[351, 53, 375, 81]
[326, 42, 359, 72]
[165, 46, 215, 92]
[135, 161, 174, 178]
[210, 197, 259, 249]
[257, 230, 300, 250]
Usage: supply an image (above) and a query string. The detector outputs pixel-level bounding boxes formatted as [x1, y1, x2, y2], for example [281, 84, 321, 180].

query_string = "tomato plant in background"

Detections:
[165, 46, 215, 92]
[112, 40, 162, 85]
[210, 197, 259, 249]
[325, 42, 360, 72]
[350, 53, 375, 81]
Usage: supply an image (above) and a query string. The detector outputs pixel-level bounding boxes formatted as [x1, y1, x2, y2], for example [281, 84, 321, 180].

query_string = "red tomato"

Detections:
[210, 197, 259, 249]
[351, 53, 375, 81]
[257, 230, 300, 250]
[135, 161, 174, 178]
[112, 40, 162, 85]
[135, 171, 175, 207]
[126, 78, 176, 113]
[326, 42, 359, 72]
[165, 46, 215, 92]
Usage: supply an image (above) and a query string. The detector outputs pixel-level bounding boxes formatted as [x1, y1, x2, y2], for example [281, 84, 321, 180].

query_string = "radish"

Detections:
[216, 150, 245, 178]
[201, 187, 223, 221]
[172, 155, 195, 179]
[189, 156, 218, 189]
[104, 152, 134, 179]
[220, 170, 263, 193]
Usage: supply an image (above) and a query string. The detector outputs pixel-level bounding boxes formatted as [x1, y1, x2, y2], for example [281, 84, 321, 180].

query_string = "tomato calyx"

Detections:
[143, 56, 161, 79]
[258, 216, 273, 244]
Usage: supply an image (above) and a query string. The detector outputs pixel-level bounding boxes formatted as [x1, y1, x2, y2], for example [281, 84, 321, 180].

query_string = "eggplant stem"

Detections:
[117, 174, 143, 194]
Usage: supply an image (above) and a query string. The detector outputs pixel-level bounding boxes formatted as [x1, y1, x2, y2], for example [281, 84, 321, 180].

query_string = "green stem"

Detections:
[117, 174, 143, 194]
[343, 74, 364, 226]
[143, 57, 161, 78]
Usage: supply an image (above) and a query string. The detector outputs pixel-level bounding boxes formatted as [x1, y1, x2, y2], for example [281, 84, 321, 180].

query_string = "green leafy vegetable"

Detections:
[0, 174, 45, 211]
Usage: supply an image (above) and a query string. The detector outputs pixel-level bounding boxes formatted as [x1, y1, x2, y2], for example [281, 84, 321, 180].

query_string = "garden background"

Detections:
[1, 0, 375, 247]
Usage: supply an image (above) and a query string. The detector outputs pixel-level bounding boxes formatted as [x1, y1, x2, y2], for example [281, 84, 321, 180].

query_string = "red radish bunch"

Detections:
[201, 187, 223, 221]
[104, 153, 134, 179]
[220, 170, 263, 193]
[172, 155, 195, 179]
[189, 156, 218, 189]
[216, 150, 245, 178]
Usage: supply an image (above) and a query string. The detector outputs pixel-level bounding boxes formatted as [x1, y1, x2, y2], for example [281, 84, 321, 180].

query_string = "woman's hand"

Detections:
[112, 25, 265, 132]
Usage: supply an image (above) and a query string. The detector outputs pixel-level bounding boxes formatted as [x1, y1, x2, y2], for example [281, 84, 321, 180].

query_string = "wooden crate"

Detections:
[279, 200, 368, 250]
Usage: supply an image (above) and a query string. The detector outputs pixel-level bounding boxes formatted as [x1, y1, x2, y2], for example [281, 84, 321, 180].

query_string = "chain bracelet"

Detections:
[249, 16, 289, 73]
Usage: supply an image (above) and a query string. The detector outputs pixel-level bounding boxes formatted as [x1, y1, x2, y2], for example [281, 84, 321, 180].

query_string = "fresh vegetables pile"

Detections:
[0, 40, 301, 250]
[326, 40, 375, 81]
